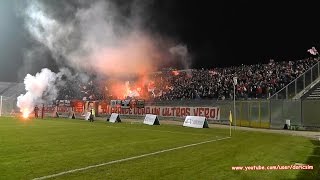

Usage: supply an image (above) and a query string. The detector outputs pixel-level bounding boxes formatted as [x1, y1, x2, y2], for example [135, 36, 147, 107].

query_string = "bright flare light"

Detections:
[22, 109, 30, 119]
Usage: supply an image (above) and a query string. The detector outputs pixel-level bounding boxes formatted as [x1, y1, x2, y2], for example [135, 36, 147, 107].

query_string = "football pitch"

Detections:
[0, 117, 319, 180]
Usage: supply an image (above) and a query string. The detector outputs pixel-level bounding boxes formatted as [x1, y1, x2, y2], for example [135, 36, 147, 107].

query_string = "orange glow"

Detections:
[22, 109, 30, 119]
[172, 70, 179, 76]
[93, 34, 160, 78]
[107, 81, 127, 99]
[106, 73, 152, 99]
[124, 81, 132, 98]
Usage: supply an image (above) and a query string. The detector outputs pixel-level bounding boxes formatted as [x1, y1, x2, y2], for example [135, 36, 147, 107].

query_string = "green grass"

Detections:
[0, 117, 319, 180]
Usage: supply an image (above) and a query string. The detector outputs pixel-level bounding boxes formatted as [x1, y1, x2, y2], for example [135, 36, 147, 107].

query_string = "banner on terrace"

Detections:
[98, 106, 220, 120]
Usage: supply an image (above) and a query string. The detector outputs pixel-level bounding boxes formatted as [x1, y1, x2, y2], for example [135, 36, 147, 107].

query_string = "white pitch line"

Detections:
[104, 125, 218, 137]
[33, 136, 231, 180]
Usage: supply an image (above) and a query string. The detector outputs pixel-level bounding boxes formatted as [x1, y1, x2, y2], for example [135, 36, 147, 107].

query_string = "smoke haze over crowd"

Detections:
[17, 0, 191, 78]
[14, 0, 193, 115]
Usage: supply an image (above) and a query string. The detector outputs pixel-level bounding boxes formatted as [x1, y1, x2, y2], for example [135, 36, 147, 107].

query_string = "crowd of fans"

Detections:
[57, 57, 319, 101]
[148, 58, 318, 100]
[57, 78, 104, 101]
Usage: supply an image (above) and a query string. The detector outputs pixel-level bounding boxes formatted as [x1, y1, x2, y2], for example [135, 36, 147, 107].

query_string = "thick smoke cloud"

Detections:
[16, 0, 192, 114]
[17, 67, 90, 116]
[18, 0, 186, 77]
[17, 68, 57, 115]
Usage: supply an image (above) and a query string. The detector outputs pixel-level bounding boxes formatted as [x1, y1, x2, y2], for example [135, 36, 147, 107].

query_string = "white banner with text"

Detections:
[98, 106, 220, 120]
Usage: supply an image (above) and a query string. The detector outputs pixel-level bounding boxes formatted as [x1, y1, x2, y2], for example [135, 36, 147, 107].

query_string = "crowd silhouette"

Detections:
[57, 57, 318, 101]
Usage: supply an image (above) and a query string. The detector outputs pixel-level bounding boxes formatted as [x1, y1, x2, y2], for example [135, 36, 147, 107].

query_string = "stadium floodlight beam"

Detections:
[233, 77, 237, 130]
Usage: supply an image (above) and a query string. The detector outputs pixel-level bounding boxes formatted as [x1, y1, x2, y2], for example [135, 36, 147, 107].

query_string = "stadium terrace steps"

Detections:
[0, 82, 25, 98]
[0, 82, 13, 94]
[304, 83, 320, 100]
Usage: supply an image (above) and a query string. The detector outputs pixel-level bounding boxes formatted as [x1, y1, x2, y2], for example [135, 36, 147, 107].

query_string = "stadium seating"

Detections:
[52, 57, 319, 101]
[0, 82, 25, 98]
[2, 57, 318, 102]
[146, 58, 319, 101]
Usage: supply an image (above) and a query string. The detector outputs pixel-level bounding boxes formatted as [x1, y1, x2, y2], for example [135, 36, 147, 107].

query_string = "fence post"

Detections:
[295, 80, 297, 95]
[0, 96, 2, 117]
[317, 62, 320, 77]
[269, 99, 272, 128]
[303, 74, 306, 89]
[259, 101, 261, 128]
[300, 99, 303, 127]
[311, 68, 313, 82]
[233, 84, 236, 129]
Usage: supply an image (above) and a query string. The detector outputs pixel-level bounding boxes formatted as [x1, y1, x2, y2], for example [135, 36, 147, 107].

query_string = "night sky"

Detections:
[148, 1, 320, 67]
[0, 0, 319, 82]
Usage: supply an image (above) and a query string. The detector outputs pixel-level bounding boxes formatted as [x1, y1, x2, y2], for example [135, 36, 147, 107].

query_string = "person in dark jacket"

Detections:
[34, 105, 39, 118]
[89, 108, 94, 122]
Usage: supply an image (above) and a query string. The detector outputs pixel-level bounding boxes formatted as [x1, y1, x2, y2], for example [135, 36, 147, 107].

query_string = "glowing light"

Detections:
[172, 70, 179, 76]
[22, 109, 30, 119]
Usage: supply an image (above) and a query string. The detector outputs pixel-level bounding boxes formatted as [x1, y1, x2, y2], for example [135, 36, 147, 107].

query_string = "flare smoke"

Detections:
[17, 68, 57, 116]
[16, 0, 192, 113]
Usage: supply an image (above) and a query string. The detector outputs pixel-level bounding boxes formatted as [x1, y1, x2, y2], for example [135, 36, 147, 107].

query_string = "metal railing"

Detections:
[269, 60, 320, 100]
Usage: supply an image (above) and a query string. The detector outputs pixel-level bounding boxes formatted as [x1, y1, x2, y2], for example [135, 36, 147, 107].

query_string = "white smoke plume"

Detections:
[18, 0, 175, 77]
[17, 68, 58, 117]
[16, 67, 88, 117]
[15, 0, 192, 111]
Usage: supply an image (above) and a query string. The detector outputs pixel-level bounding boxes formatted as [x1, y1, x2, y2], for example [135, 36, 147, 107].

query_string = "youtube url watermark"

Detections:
[232, 164, 313, 171]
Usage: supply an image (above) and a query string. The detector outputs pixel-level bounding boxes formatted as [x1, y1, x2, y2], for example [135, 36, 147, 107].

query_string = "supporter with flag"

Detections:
[307, 46, 318, 55]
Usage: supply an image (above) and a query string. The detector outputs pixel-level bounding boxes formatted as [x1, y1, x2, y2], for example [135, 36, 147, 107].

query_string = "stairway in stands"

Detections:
[304, 82, 320, 100]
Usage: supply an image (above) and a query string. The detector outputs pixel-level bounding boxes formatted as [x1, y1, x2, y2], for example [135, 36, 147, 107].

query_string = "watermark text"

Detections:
[232, 165, 313, 171]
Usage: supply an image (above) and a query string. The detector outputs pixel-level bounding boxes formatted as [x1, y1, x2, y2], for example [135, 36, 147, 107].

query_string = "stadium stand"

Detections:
[1, 83, 25, 98]
[147, 57, 318, 101]
[2, 57, 317, 102]
[1, 57, 319, 128]
[0, 82, 25, 98]
[0, 82, 25, 116]
[0, 82, 13, 94]
[53, 57, 319, 101]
